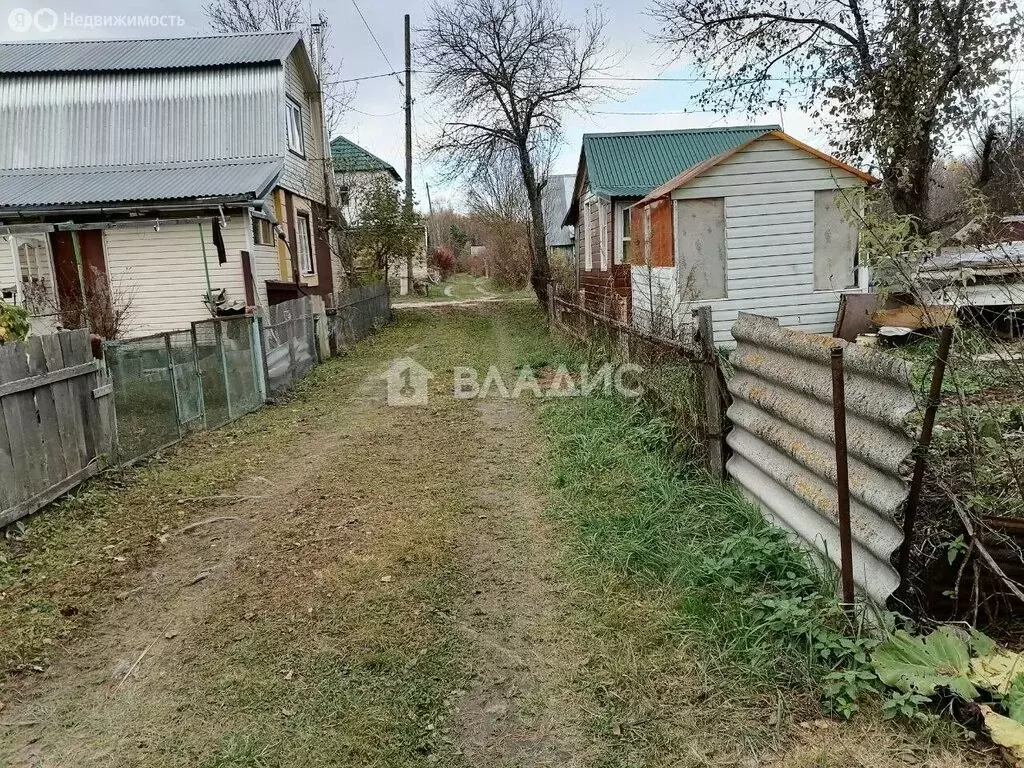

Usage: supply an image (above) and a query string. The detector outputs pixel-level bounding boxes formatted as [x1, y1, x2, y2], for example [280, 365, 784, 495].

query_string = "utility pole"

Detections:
[404, 13, 414, 293]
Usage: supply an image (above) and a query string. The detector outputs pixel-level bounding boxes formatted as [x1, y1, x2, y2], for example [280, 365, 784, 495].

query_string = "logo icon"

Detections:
[34, 7, 57, 32]
[7, 8, 33, 32]
[384, 357, 434, 407]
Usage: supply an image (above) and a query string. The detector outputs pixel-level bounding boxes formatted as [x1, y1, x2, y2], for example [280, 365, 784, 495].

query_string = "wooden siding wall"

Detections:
[246, 208, 283, 309]
[103, 217, 249, 338]
[281, 50, 327, 206]
[630, 135, 866, 345]
[577, 185, 631, 318]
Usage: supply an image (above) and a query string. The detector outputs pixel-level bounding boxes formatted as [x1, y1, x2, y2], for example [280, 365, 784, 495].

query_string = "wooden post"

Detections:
[695, 306, 725, 478]
[546, 280, 555, 329]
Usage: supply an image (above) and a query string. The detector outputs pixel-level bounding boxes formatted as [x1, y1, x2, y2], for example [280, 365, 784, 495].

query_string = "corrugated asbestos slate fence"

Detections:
[327, 283, 391, 355]
[726, 314, 919, 604]
[0, 330, 113, 526]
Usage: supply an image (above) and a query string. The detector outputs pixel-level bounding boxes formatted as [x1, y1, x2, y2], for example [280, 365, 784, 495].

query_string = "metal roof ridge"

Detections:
[582, 125, 781, 139]
[0, 30, 298, 47]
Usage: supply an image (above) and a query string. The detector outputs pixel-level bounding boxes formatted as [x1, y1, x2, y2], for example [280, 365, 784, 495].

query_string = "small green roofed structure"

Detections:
[330, 136, 401, 181]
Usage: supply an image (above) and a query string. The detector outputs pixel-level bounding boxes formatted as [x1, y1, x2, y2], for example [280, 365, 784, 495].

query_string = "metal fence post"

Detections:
[695, 306, 725, 479]
[164, 333, 183, 439]
[190, 323, 208, 431]
[830, 345, 856, 609]
[249, 313, 268, 404]
[256, 312, 272, 403]
[898, 324, 955, 583]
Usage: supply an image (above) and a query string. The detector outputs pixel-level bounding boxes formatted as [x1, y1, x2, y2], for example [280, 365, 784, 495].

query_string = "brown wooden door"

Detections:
[49, 230, 108, 309]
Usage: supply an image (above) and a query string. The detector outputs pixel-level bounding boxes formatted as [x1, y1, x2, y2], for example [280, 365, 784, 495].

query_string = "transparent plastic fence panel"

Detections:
[193, 320, 230, 429]
[263, 297, 315, 398]
[104, 335, 179, 464]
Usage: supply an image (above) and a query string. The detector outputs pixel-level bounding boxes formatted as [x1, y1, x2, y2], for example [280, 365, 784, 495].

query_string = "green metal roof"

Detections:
[330, 136, 401, 181]
[582, 125, 779, 199]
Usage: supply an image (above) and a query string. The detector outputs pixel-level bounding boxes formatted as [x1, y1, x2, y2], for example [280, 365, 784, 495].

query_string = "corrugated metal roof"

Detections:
[0, 67, 282, 171]
[725, 313, 919, 605]
[331, 136, 401, 180]
[583, 126, 778, 198]
[0, 31, 301, 74]
[543, 174, 575, 247]
[0, 158, 284, 210]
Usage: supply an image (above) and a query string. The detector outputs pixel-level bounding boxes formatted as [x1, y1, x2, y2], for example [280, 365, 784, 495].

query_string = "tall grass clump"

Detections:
[541, 393, 881, 717]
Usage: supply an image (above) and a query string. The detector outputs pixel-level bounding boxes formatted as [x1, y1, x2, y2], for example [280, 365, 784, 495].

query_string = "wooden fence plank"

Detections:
[40, 333, 82, 479]
[0, 360, 99, 398]
[26, 336, 67, 492]
[0, 463, 101, 528]
[55, 331, 89, 473]
[71, 333, 102, 460]
[0, 346, 17, 512]
[0, 341, 45, 505]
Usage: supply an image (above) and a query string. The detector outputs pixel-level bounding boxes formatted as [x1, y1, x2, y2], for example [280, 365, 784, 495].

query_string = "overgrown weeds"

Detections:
[540, 392, 978, 763]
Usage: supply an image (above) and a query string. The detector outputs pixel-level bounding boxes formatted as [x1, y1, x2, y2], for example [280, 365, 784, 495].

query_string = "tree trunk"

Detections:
[519, 146, 552, 307]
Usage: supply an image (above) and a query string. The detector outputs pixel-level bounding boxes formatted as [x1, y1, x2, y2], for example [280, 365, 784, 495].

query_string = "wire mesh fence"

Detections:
[104, 315, 265, 465]
[328, 283, 391, 355]
[104, 333, 181, 463]
[552, 297, 726, 471]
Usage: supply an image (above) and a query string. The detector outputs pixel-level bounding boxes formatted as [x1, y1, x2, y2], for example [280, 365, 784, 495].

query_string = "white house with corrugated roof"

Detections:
[0, 31, 338, 338]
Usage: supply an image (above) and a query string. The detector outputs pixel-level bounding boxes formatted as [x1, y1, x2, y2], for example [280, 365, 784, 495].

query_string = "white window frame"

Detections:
[615, 203, 632, 266]
[296, 212, 314, 275]
[286, 97, 305, 156]
[9, 233, 55, 311]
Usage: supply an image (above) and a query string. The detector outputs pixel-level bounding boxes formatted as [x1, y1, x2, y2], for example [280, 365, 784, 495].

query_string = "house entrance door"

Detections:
[49, 229, 111, 319]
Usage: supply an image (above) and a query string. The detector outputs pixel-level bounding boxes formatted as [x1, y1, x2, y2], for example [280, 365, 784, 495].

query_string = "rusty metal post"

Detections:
[831, 345, 856, 608]
[897, 325, 955, 582]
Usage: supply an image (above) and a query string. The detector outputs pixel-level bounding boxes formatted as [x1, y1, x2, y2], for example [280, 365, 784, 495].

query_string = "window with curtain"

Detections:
[296, 213, 314, 275]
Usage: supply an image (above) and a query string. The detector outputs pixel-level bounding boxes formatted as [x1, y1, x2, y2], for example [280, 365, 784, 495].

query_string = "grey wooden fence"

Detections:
[0, 330, 113, 526]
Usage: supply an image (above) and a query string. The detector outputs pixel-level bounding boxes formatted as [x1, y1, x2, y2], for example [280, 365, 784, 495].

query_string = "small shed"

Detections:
[629, 128, 878, 344]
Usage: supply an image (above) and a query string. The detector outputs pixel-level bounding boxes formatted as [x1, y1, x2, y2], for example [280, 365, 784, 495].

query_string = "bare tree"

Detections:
[419, 0, 611, 304]
[650, 0, 1022, 231]
[468, 152, 534, 288]
[203, 0, 351, 133]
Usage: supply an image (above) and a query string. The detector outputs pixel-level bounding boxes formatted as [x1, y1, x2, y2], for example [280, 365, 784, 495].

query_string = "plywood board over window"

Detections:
[675, 198, 727, 300]
[813, 189, 859, 290]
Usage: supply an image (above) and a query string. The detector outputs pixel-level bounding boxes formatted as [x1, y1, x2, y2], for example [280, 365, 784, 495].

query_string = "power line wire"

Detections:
[349, 0, 404, 87]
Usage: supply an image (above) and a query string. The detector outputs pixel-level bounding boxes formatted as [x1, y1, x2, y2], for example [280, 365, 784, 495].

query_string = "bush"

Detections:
[0, 300, 29, 345]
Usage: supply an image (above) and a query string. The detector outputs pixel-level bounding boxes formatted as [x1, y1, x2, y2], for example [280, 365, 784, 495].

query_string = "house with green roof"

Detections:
[563, 126, 878, 343]
[330, 136, 401, 226]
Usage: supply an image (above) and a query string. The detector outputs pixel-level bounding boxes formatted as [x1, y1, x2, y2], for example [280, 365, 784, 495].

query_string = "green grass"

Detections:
[537, 391, 978, 764]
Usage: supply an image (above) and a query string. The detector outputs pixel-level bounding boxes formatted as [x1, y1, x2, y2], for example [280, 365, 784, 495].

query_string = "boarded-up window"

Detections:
[675, 198, 726, 300]
[813, 189, 859, 290]
[583, 202, 593, 270]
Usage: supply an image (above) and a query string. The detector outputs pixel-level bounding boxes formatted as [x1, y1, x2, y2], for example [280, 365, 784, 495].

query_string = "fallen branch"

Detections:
[0, 721, 39, 728]
[114, 627, 168, 691]
[176, 495, 264, 505]
[947, 490, 1024, 605]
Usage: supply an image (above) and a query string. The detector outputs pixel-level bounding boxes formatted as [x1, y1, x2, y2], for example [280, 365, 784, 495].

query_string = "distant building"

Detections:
[542, 173, 576, 268]
[330, 136, 402, 226]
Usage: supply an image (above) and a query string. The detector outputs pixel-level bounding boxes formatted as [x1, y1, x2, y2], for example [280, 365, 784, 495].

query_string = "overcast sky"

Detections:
[3, 0, 1018, 210]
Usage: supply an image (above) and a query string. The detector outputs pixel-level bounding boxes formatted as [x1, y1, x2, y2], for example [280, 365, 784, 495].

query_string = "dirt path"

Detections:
[0, 306, 587, 768]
